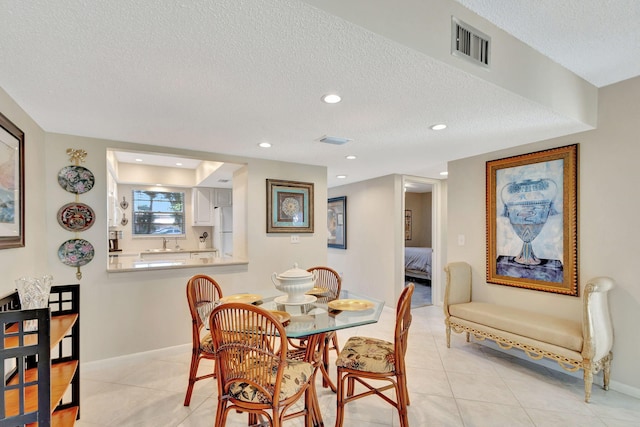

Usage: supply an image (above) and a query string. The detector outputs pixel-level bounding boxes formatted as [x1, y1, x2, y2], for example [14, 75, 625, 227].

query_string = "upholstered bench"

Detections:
[444, 261, 614, 402]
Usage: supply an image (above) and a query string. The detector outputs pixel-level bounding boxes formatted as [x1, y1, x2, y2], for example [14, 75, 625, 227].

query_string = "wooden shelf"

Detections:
[0, 285, 80, 426]
[26, 406, 79, 427]
[4, 313, 78, 349]
[4, 360, 78, 417]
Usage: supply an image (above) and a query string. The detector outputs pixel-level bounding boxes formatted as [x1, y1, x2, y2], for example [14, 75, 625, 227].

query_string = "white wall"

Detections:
[447, 75, 640, 395]
[328, 175, 404, 307]
[0, 88, 48, 282]
[0, 111, 329, 363]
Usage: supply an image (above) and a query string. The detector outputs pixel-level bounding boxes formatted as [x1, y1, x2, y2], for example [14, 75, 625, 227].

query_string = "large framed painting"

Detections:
[267, 179, 314, 233]
[486, 144, 578, 296]
[0, 112, 25, 249]
[327, 196, 346, 249]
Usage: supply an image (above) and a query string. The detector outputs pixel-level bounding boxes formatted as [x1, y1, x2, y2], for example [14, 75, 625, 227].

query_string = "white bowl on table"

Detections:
[271, 263, 318, 303]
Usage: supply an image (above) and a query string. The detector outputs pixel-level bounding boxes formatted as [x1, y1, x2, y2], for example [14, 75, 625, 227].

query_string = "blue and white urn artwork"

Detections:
[500, 178, 558, 266]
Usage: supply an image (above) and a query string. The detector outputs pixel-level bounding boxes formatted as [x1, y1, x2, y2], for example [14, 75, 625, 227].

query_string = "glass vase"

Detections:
[15, 275, 53, 331]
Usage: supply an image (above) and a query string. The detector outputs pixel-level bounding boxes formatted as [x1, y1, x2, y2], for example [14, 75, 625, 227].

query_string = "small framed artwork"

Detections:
[0, 112, 25, 249]
[328, 196, 347, 249]
[267, 179, 314, 233]
[405, 210, 412, 241]
[486, 144, 578, 296]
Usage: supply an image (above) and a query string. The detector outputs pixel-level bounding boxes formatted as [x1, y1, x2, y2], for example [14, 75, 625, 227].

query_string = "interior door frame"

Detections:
[402, 175, 443, 306]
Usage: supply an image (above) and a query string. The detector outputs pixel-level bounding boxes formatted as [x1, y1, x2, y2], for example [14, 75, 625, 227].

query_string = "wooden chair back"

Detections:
[209, 302, 287, 404]
[394, 283, 414, 377]
[307, 266, 341, 303]
[186, 275, 223, 341]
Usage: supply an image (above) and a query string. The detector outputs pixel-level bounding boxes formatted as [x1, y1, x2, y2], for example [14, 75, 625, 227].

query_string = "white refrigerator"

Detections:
[213, 206, 233, 257]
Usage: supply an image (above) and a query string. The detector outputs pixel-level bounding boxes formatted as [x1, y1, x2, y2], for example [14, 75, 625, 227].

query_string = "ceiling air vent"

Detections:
[451, 17, 490, 68]
[318, 135, 352, 145]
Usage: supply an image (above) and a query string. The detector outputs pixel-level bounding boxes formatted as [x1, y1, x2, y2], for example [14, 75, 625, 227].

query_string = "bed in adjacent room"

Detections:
[404, 247, 432, 281]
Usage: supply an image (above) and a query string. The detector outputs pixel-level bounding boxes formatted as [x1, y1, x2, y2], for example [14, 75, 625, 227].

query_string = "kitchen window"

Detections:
[132, 190, 185, 236]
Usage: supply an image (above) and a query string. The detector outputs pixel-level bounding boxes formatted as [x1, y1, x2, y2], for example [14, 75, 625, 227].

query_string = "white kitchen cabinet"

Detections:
[214, 188, 232, 207]
[140, 251, 190, 261]
[107, 169, 119, 227]
[190, 251, 216, 259]
[192, 187, 214, 226]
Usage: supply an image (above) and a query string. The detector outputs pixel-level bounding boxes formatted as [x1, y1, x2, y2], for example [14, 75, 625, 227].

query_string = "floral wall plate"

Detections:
[58, 165, 95, 194]
[58, 238, 95, 267]
[57, 202, 95, 231]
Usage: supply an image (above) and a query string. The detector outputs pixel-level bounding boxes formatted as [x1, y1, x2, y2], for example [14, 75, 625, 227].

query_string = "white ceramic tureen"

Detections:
[271, 263, 318, 303]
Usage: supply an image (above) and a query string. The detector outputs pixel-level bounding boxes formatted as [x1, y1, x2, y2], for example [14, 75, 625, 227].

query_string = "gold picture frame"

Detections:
[0, 112, 25, 249]
[486, 144, 578, 296]
[267, 179, 314, 233]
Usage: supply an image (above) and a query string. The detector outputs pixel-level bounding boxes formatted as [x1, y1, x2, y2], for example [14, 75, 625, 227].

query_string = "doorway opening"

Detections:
[403, 177, 437, 308]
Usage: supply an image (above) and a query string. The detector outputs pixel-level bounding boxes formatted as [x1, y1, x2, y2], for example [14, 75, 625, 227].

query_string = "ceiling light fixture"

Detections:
[135, 158, 143, 162]
[258, 142, 271, 148]
[336, 175, 347, 179]
[345, 155, 357, 160]
[322, 93, 341, 104]
[175, 162, 183, 166]
[431, 124, 447, 130]
[440, 171, 449, 176]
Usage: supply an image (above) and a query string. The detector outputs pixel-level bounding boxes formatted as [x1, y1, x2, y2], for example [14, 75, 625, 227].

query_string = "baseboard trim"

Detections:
[476, 339, 640, 399]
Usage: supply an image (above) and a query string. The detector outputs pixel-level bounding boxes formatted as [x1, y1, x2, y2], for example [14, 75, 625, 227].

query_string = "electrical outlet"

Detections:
[290, 235, 300, 244]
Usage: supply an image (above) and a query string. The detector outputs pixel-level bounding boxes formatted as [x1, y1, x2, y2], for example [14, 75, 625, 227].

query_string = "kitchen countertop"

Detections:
[107, 250, 247, 272]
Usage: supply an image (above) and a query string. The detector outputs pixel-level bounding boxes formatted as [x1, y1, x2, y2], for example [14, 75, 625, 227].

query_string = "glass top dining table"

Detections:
[254, 291, 385, 338]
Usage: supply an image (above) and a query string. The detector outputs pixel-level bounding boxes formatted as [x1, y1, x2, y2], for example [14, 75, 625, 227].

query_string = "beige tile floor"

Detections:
[77, 305, 640, 426]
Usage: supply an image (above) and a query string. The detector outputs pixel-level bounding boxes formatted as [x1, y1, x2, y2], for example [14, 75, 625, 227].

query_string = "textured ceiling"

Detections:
[0, 0, 638, 188]
[455, 0, 640, 88]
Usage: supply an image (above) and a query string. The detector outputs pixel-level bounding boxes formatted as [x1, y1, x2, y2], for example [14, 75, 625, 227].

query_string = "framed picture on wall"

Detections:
[486, 144, 578, 296]
[0, 112, 25, 249]
[327, 196, 346, 249]
[405, 210, 412, 241]
[267, 179, 314, 233]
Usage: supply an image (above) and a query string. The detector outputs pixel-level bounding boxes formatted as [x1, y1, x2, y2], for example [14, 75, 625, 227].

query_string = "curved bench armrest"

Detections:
[444, 262, 472, 316]
[582, 276, 615, 361]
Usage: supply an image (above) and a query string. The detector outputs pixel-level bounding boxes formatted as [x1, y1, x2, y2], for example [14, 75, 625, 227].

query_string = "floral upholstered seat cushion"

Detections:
[228, 358, 313, 404]
[336, 336, 395, 373]
[200, 333, 215, 353]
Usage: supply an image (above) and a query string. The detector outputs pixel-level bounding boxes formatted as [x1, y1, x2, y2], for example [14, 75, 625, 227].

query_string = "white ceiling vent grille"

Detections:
[451, 17, 490, 68]
[318, 135, 352, 145]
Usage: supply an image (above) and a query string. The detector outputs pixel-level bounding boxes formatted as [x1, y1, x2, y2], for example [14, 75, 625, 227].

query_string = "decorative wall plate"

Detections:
[57, 202, 95, 231]
[57, 165, 95, 194]
[58, 238, 95, 267]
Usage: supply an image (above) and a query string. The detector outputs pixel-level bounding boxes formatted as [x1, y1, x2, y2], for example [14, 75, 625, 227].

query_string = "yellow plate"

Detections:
[219, 294, 262, 304]
[306, 286, 329, 296]
[328, 299, 374, 311]
[269, 310, 292, 324]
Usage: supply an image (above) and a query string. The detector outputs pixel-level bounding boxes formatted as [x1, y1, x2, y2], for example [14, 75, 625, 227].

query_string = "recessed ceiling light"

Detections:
[322, 94, 341, 104]
[440, 171, 449, 176]
[175, 162, 183, 166]
[345, 155, 357, 160]
[156, 183, 162, 186]
[431, 124, 447, 130]
[336, 175, 347, 179]
[135, 158, 143, 162]
[258, 142, 271, 148]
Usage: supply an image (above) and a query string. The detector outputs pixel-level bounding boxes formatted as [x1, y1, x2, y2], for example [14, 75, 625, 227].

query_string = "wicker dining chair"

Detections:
[335, 283, 415, 427]
[184, 274, 223, 406]
[209, 302, 315, 427]
[309, 266, 342, 383]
